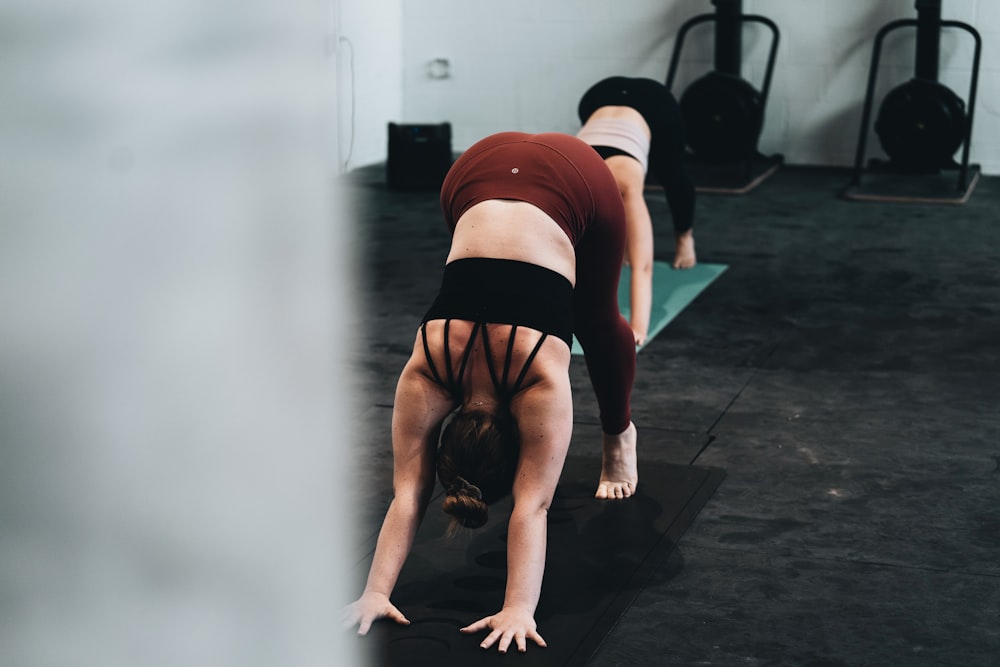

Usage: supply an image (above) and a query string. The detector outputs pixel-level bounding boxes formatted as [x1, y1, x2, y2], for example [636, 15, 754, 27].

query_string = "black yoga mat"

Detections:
[353, 456, 725, 666]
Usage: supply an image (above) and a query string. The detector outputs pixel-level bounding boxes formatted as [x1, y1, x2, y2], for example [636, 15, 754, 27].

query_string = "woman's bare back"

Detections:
[446, 200, 576, 286]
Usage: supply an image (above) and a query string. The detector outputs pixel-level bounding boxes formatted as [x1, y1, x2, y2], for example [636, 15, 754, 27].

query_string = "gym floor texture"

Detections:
[342, 161, 1000, 666]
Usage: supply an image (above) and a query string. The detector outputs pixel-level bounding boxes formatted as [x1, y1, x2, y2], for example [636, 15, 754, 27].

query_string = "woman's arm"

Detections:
[460, 353, 574, 652]
[625, 208, 654, 346]
[606, 156, 655, 346]
[343, 349, 455, 635]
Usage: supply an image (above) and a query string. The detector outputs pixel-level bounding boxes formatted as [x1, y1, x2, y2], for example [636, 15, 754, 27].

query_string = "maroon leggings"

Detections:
[440, 132, 635, 434]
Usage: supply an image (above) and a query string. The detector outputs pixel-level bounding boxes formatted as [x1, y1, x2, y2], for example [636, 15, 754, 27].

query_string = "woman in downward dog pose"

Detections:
[343, 131, 639, 653]
[577, 75, 698, 346]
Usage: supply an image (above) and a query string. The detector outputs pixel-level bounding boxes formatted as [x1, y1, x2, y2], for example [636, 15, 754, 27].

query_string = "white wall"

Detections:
[337, 0, 404, 171]
[1, 1, 357, 666]
[390, 0, 999, 174]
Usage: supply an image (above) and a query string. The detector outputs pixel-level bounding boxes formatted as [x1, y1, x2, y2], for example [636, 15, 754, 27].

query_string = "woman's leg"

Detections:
[577, 76, 631, 124]
[572, 179, 639, 498]
[639, 82, 697, 261]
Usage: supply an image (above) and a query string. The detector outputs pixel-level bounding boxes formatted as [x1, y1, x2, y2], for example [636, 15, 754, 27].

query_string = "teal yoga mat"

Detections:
[571, 261, 727, 355]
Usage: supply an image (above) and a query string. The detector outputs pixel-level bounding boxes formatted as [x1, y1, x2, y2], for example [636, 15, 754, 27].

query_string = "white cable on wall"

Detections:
[338, 36, 356, 173]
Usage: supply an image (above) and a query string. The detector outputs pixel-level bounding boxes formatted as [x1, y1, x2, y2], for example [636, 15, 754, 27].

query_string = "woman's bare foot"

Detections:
[672, 231, 696, 269]
[595, 422, 638, 499]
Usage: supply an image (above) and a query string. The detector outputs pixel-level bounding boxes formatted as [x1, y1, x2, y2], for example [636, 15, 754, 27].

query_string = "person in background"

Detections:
[577, 75, 697, 346]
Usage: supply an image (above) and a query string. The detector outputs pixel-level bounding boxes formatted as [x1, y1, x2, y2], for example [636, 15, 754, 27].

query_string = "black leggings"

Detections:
[578, 76, 695, 235]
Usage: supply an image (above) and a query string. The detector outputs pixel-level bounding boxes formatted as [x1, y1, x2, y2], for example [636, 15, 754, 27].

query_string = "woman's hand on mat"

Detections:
[672, 230, 697, 269]
[342, 591, 410, 635]
[461, 606, 547, 653]
[632, 327, 647, 347]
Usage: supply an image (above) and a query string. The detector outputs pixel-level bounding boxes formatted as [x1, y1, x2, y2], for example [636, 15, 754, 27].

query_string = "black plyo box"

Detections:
[386, 122, 453, 191]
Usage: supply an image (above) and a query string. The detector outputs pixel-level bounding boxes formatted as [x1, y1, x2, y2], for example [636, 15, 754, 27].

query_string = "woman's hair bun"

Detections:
[446, 475, 483, 501]
[441, 476, 488, 531]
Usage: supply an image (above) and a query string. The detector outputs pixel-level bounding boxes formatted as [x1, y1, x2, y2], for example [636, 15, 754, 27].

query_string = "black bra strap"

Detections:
[501, 325, 518, 390]
[420, 322, 445, 388]
[510, 333, 548, 395]
[422, 319, 478, 400]
[479, 322, 503, 394]
[481, 324, 549, 398]
[424, 320, 548, 399]
[442, 320, 455, 389]
[454, 321, 481, 390]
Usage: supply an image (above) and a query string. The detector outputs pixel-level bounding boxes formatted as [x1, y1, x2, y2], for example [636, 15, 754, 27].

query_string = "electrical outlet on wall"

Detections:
[428, 58, 451, 80]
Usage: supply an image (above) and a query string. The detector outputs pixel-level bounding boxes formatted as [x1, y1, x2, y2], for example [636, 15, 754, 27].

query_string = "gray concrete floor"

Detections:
[343, 162, 1000, 666]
